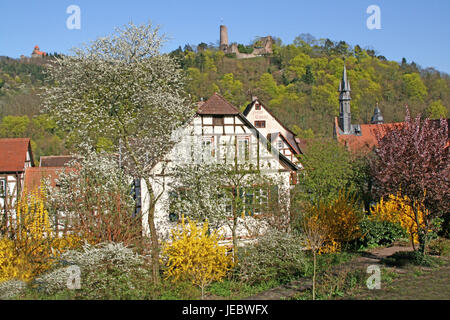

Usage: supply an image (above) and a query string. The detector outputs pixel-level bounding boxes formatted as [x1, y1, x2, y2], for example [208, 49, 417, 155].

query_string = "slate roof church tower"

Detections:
[338, 64, 353, 134]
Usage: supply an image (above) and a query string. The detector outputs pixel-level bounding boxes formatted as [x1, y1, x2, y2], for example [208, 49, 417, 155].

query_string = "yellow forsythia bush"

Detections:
[0, 189, 81, 282]
[306, 191, 362, 254]
[162, 216, 234, 298]
[370, 191, 428, 245]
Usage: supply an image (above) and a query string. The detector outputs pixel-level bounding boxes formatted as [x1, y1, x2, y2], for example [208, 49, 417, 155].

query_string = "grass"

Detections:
[353, 257, 450, 300]
[207, 278, 281, 300]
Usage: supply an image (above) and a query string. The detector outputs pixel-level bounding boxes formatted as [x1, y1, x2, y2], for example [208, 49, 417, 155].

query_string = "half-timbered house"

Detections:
[141, 93, 300, 243]
[0, 138, 34, 218]
[243, 97, 303, 168]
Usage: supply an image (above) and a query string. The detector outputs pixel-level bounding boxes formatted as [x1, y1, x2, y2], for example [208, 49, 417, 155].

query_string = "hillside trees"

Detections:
[42, 22, 195, 283]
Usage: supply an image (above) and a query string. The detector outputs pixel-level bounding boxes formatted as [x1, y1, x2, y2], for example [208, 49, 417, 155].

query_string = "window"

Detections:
[213, 116, 224, 126]
[277, 140, 284, 150]
[237, 138, 250, 161]
[254, 121, 266, 128]
[0, 178, 6, 198]
[168, 191, 182, 222]
[201, 137, 215, 161]
[255, 103, 261, 110]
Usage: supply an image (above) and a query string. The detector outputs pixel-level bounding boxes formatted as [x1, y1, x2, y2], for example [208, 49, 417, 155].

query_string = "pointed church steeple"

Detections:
[338, 63, 352, 134]
[371, 103, 384, 124]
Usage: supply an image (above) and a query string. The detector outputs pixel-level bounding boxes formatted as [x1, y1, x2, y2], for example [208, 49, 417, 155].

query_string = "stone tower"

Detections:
[338, 64, 352, 134]
[220, 25, 229, 52]
[371, 104, 384, 124]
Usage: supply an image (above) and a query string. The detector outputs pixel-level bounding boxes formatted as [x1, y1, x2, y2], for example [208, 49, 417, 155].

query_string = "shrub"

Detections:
[0, 189, 80, 282]
[381, 250, 439, 267]
[162, 217, 234, 299]
[350, 218, 408, 249]
[32, 242, 153, 299]
[298, 191, 363, 254]
[235, 229, 308, 285]
[237, 44, 254, 54]
[427, 238, 450, 256]
[48, 152, 143, 250]
[370, 191, 429, 249]
[0, 280, 26, 300]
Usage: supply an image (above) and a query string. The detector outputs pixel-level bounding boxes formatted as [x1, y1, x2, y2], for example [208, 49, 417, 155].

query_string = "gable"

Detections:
[244, 99, 302, 155]
[197, 93, 240, 115]
[0, 138, 34, 173]
[168, 97, 299, 172]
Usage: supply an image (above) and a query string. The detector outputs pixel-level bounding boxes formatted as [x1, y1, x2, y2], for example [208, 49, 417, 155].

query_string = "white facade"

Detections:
[244, 99, 302, 166]
[141, 110, 298, 244]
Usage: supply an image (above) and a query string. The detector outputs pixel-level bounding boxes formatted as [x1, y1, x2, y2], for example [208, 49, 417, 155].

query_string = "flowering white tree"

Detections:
[46, 151, 141, 248]
[42, 22, 195, 282]
[169, 161, 289, 257]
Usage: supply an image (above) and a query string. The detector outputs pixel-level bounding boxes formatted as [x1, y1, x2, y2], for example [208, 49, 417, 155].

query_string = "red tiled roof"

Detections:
[40, 155, 78, 167]
[0, 138, 33, 172]
[23, 167, 63, 192]
[197, 93, 240, 115]
[334, 117, 404, 154]
[335, 117, 450, 153]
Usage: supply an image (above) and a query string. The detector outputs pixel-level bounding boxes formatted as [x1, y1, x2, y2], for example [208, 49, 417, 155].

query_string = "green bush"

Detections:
[427, 238, 450, 256]
[349, 218, 407, 249]
[381, 250, 440, 267]
[237, 44, 254, 54]
[31, 242, 154, 300]
[235, 230, 308, 285]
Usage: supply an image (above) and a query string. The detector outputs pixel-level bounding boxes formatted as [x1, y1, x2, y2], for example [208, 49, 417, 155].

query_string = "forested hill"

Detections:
[170, 35, 449, 137]
[0, 35, 449, 163]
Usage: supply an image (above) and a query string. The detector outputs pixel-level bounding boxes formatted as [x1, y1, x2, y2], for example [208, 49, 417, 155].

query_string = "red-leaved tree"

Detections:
[371, 108, 449, 252]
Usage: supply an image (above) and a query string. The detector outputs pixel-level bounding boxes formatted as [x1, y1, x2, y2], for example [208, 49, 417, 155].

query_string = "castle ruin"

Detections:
[219, 25, 273, 59]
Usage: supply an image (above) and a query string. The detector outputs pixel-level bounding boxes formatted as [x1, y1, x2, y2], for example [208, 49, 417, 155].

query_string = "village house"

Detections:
[0, 138, 34, 224]
[243, 96, 304, 167]
[141, 93, 300, 243]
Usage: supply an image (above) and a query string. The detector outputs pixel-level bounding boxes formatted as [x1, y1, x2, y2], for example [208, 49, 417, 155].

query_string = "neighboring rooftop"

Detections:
[0, 138, 33, 172]
[197, 92, 240, 115]
[23, 167, 63, 192]
[40, 155, 78, 167]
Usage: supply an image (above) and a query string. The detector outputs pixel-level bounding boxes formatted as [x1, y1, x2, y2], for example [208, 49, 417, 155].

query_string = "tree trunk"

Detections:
[232, 198, 238, 261]
[312, 250, 317, 300]
[144, 177, 160, 284]
[413, 205, 426, 255]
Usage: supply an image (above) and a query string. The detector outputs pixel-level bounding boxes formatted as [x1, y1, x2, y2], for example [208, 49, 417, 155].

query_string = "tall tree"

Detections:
[371, 108, 449, 252]
[42, 22, 195, 283]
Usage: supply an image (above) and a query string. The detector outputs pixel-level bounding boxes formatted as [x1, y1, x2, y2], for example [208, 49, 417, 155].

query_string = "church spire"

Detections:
[338, 62, 352, 134]
[371, 103, 384, 124]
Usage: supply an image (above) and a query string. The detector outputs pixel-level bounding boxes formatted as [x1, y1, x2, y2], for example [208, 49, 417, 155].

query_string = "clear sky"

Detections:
[1, 0, 449, 73]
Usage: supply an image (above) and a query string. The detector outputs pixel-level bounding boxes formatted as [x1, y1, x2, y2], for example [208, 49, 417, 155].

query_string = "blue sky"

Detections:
[1, 0, 449, 73]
